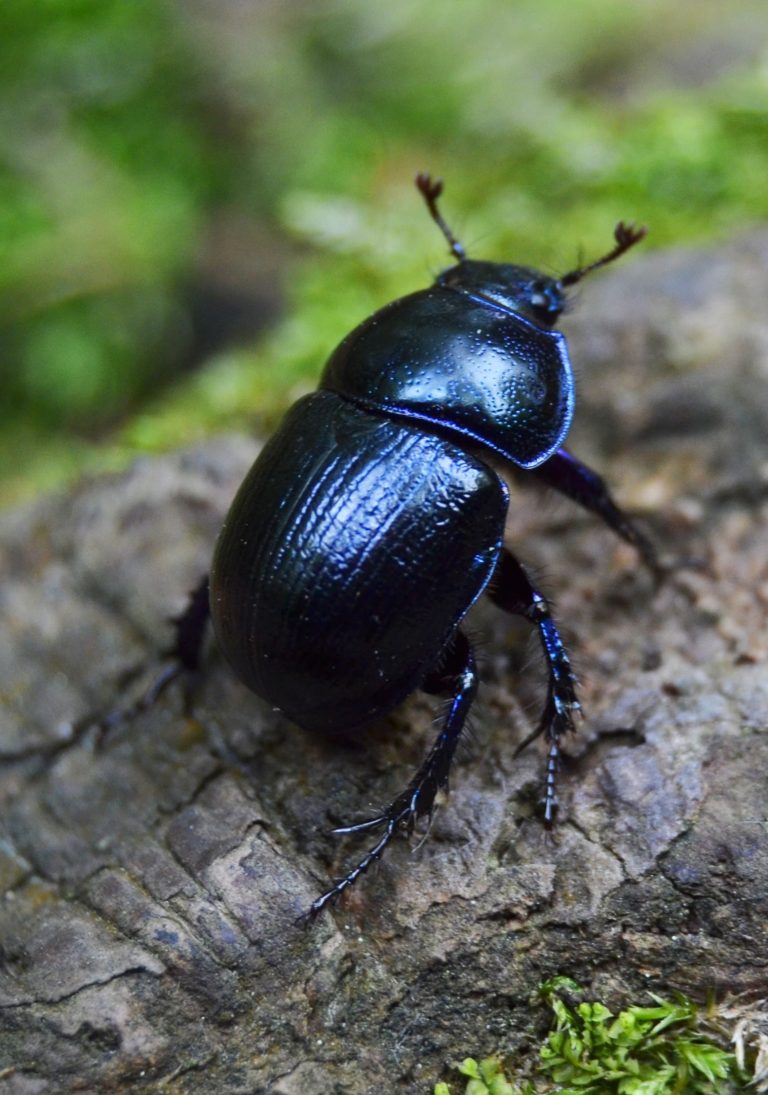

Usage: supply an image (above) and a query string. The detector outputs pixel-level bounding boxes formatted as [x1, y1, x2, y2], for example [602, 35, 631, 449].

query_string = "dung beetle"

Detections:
[143, 175, 658, 919]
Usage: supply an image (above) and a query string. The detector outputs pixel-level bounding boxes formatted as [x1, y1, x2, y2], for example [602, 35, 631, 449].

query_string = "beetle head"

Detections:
[417, 172, 646, 328]
[436, 261, 566, 327]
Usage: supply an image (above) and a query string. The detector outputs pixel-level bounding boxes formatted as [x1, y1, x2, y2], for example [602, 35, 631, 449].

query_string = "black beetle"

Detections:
[144, 175, 658, 919]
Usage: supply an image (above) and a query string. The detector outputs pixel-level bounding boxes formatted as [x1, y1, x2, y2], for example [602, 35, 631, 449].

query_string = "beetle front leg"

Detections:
[533, 448, 662, 575]
[487, 549, 580, 824]
[304, 631, 477, 921]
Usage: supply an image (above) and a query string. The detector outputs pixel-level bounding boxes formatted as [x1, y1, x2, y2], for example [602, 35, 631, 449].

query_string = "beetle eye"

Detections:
[529, 281, 556, 311]
[526, 280, 563, 321]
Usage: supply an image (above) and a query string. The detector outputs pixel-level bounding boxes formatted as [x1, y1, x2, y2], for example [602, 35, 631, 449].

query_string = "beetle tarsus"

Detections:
[488, 550, 580, 820]
[331, 815, 388, 835]
[303, 633, 478, 919]
[80, 574, 210, 745]
[543, 741, 560, 826]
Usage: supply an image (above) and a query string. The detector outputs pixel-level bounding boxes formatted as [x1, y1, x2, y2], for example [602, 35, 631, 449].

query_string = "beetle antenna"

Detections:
[558, 221, 647, 288]
[416, 172, 467, 262]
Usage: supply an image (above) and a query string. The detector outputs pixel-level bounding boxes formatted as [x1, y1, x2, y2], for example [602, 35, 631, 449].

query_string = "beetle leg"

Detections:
[487, 549, 580, 824]
[167, 573, 211, 673]
[77, 574, 211, 742]
[303, 631, 477, 920]
[533, 448, 662, 576]
[130, 572, 211, 713]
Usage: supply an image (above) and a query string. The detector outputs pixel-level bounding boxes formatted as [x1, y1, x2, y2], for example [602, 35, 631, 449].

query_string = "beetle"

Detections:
[140, 174, 658, 920]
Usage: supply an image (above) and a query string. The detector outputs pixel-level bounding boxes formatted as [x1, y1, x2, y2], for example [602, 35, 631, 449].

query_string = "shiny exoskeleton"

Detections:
[162, 175, 658, 920]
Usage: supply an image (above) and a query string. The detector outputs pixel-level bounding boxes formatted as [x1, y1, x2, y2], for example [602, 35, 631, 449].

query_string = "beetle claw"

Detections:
[331, 815, 388, 836]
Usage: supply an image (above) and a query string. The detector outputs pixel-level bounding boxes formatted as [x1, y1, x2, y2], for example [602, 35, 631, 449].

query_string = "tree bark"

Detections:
[1, 232, 767, 1093]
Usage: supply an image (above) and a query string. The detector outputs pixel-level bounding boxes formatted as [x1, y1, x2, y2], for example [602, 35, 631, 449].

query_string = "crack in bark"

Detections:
[0, 962, 164, 1010]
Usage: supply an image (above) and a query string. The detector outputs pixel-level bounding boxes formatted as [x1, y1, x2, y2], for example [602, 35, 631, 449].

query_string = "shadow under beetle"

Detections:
[147, 175, 660, 920]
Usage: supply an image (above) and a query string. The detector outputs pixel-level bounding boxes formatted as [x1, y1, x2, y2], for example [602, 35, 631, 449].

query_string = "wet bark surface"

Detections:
[1, 231, 767, 1093]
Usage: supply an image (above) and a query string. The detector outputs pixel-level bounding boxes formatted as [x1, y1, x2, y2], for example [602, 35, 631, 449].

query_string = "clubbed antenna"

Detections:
[416, 172, 467, 262]
[558, 221, 647, 289]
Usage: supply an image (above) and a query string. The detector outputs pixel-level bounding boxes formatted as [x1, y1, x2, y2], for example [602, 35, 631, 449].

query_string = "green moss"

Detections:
[435, 978, 765, 1094]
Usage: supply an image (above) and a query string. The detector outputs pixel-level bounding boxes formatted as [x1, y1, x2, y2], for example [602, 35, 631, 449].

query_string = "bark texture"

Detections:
[1, 232, 767, 1093]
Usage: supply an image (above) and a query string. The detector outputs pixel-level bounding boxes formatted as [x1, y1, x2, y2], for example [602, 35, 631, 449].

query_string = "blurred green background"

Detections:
[2, 0, 767, 506]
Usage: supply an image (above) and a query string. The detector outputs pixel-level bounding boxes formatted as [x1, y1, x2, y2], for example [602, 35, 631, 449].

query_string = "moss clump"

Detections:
[436, 977, 765, 1094]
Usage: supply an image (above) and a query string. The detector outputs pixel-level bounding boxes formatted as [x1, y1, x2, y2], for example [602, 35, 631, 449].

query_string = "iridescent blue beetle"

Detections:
[167, 175, 656, 919]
